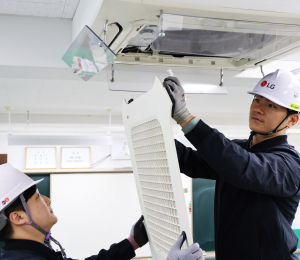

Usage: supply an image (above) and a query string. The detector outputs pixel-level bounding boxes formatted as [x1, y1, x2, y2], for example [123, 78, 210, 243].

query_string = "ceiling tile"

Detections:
[44, 0, 65, 4]
[1, 1, 19, 15]
[27, 0, 45, 3]
[40, 81, 76, 97]
[62, 0, 79, 18]
[0, 0, 76, 18]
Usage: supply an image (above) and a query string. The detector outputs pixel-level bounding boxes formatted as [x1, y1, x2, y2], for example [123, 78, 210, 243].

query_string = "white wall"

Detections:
[0, 15, 71, 68]
[1, 114, 300, 170]
[50, 173, 151, 259]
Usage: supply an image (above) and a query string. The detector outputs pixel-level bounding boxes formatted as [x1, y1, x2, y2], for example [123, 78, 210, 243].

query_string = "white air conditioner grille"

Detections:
[131, 119, 181, 255]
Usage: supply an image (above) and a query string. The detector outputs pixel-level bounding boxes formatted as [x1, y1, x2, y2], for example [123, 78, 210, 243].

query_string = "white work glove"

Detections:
[163, 76, 191, 124]
[167, 232, 204, 260]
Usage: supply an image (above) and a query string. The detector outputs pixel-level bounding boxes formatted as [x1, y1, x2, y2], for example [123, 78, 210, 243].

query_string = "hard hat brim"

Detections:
[0, 178, 44, 212]
[247, 91, 290, 110]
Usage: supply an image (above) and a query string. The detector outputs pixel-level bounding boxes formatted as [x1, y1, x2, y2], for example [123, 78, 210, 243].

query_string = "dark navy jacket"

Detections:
[176, 120, 300, 260]
[0, 239, 135, 260]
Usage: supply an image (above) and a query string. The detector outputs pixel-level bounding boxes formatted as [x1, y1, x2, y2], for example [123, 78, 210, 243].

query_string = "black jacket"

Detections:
[176, 120, 300, 260]
[0, 239, 135, 260]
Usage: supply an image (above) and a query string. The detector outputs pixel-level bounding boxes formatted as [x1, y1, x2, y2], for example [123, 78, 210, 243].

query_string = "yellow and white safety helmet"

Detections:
[248, 69, 300, 112]
[247, 69, 300, 135]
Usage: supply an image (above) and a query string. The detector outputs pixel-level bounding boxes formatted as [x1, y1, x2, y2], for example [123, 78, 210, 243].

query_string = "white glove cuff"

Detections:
[173, 107, 191, 124]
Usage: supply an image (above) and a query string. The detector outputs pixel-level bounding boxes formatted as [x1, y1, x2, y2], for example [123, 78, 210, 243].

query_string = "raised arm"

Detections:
[175, 140, 217, 180]
[185, 120, 300, 197]
[84, 216, 148, 260]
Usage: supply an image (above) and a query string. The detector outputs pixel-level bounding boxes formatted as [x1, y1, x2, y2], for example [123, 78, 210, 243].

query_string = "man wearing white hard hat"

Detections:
[163, 69, 300, 260]
[0, 163, 150, 260]
[0, 164, 204, 260]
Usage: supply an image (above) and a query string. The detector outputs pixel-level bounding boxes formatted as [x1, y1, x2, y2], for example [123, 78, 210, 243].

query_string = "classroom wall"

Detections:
[1, 114, 300, 170]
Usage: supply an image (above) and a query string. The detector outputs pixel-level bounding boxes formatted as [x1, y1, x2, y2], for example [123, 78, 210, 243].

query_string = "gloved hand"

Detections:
[163, 76, 191, 124]
[128, 215, 149, 250]
[167, 231, 204, 260]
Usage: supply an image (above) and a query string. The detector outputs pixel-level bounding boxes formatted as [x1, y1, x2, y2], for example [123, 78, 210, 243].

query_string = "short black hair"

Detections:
[289, 109, 299, 115]
[0, 184, 37, 241]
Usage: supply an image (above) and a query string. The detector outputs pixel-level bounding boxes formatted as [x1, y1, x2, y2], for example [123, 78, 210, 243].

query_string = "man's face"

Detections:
[26, 189, 58, 232]
[249, 95, 289, 133]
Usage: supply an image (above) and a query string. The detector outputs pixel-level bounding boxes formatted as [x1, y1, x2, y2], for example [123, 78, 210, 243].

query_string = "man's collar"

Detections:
[4, 239, 64, 260]
[248, 134, 288, 152]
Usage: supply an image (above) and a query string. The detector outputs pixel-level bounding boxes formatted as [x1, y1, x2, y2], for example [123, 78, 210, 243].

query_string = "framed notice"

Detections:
[26, 147, 57, 169]
[61, 147, 91, 169]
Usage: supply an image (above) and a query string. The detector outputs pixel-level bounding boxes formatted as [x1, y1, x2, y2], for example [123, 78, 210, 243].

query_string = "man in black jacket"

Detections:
[163, 69, 300, 260]
[0, 164, 204, 260]
[0, 164, 148, 260]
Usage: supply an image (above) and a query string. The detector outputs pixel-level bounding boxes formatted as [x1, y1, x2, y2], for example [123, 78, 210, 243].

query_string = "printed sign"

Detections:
[61, 147, 91, 169]
[26, 147, 56, 169]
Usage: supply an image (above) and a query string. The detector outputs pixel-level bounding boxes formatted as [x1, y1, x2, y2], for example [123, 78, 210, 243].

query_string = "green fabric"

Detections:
[192, 178, 215, 251]
[0, 174, 50, 250]
[182, 117, 200, 135]
[294, 229, 300, 249]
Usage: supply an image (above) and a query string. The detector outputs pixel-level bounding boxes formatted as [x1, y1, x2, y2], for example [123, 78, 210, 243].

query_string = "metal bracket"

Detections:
[5, 106, 13, 135]
[219, 69, 224, 87]
[99, 20, 108, 47]
[110, 63, 114, 83]
[260, 65, 265, 77]
[158, 10, 165, 37]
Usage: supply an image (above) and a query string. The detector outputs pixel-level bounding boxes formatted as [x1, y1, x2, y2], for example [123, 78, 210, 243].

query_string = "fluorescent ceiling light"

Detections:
[7, 135, 113, 146]
[235, 61, 300, 78]
[183, 84, 227, 94]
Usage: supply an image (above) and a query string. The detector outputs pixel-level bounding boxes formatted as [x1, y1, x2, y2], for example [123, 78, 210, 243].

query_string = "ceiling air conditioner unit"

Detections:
[91, 0, 300, 72]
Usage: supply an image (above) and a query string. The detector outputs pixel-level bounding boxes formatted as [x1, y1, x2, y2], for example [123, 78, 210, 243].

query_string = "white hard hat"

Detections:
[0, 164, 67, 257]
[248, 69, 300, 112]
[0, 163, 43, 213]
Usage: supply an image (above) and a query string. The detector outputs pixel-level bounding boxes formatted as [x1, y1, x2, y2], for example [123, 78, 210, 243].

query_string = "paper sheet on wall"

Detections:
[122, 77, 193, 260]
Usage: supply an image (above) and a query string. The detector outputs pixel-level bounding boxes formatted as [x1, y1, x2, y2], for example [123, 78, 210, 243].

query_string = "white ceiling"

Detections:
[0, 65, 257, 117]
[2, 0, 300, 120]
[0, 0, 80, 18]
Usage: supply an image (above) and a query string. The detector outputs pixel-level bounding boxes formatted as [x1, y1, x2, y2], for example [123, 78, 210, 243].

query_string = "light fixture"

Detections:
[183, 84, 227, 94]
[182, 68, 227, 94]
[235, 60, 300, 78]
[7, 135, 113, 146]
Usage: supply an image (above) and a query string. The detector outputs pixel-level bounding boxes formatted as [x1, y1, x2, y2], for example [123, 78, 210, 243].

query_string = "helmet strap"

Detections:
[251, 109, 291, 136]
[19, 194, 67, 258]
